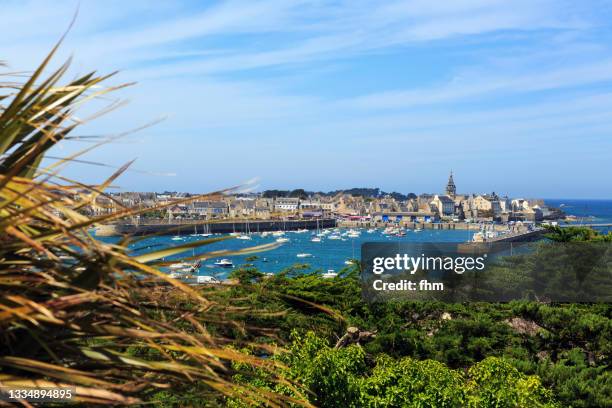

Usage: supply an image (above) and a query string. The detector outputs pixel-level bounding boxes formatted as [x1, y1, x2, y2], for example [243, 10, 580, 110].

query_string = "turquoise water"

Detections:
[97, 228, 472, 278]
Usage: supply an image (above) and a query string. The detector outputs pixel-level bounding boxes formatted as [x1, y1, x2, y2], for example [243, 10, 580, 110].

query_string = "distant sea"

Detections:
[544, 199, 612, 224]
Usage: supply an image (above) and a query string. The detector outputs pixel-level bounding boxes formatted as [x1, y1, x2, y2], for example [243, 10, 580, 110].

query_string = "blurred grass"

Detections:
[0, 40, 310, 406]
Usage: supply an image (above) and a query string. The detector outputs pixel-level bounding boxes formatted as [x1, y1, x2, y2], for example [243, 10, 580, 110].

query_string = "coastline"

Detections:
[96, 219, 511, 237]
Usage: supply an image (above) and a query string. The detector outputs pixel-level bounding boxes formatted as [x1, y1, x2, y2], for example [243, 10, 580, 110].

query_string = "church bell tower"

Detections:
[445, 171, 456, 198]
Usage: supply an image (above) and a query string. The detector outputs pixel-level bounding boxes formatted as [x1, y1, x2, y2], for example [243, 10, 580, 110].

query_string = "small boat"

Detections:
[276, 237, 290, 243]
[311, 237, 322, 242]
[169, 262, 191, 269]
[214, 259, 233, 268]
[322, 270, 337, 279]
[383, 227, 399, 235]
[344, 260, 356, 265]
[229, 232, 240, 236]
[168, 261, 201, 280]
[261, 231, 272, 237]
[295, 228, 309, 233]
[197, 275, 221, 284]
[328, 235, 341, 240]
[272, 231, 285, 237]
[171, 236, 182, 241]
[236, 235, 252, 240]
[414, 228, 422, 232]
[180, 261, 201, 274]
[297, 253, 312, 258]
[367, 228, 376, 233]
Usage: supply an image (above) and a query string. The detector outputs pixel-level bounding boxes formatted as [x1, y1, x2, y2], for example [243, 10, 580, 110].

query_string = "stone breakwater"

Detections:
[95, 218, 337, 237]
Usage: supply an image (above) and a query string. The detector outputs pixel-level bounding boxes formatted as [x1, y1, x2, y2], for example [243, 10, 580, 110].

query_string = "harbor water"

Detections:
[94, 199, 612, 279]
[96, 227, 472, 278]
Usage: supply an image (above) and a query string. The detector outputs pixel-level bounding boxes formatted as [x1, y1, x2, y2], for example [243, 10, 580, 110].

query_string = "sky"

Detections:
[1, 0, 612, 198]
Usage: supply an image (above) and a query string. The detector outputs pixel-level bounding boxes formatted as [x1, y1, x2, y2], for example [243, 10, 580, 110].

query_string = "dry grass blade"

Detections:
[0, 44, 308, 406]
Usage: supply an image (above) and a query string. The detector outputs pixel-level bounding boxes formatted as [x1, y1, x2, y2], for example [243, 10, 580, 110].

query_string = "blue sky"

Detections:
[2, 0, 612, 198]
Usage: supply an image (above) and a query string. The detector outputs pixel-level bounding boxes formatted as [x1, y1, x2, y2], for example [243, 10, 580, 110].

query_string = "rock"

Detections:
[334, 327, 377, 349]
[505, 317, 543, 336]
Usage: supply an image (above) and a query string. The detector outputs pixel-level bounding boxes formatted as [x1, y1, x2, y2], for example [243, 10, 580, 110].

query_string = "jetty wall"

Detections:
[95, 218, 336, 237]
[483, 229, 545, 243]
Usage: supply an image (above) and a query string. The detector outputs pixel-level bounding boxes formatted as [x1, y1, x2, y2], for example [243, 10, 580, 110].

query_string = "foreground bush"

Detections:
[229, 331, 558, 407]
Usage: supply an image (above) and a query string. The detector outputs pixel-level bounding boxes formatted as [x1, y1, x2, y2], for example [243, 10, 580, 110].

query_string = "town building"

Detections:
[190, 201, 228, 218]
[274, 197, 300, 212]
[431, 195, 455, 218]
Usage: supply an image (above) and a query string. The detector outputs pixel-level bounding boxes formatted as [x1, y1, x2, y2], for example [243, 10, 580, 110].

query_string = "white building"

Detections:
[274, 197, 300, 212]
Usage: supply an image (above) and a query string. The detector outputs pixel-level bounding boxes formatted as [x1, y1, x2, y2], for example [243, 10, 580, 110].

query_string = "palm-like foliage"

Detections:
[0, 45, 308, 405]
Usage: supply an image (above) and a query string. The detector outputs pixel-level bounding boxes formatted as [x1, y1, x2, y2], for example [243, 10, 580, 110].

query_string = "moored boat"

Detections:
[322, 270, 337, 278]
[214, 259, 233, 268]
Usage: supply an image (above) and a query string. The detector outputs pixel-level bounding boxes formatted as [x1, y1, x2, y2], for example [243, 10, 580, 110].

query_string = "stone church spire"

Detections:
[445, 171, 456, 198]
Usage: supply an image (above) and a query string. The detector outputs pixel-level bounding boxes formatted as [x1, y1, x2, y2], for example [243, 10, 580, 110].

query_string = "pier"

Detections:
[95, 218, 336, 237]
[560, 223, 612, 228]
[479, 228, 545, 243]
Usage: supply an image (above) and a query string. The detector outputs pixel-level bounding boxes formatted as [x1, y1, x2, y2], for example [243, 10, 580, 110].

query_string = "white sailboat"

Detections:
[198, 223, 212, 236]
[168, 262, 191, 269]
[347, 230, 360, 238]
